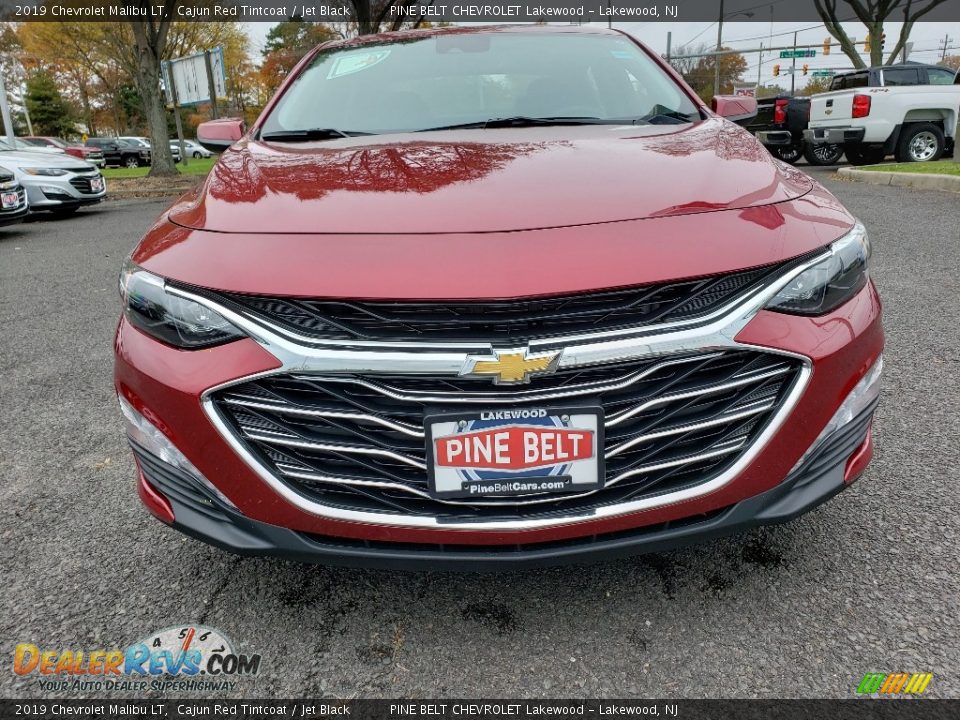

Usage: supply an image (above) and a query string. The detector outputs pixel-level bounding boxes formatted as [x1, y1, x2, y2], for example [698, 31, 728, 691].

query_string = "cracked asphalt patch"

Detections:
[1, 175, 957, 699]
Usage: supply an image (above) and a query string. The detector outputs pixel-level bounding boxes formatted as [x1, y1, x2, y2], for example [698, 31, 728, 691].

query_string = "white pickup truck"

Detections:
[805, 84, 960, 165]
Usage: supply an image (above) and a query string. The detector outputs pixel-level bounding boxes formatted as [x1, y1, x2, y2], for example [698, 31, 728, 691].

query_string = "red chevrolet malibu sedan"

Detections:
[115, 26, 883, 569]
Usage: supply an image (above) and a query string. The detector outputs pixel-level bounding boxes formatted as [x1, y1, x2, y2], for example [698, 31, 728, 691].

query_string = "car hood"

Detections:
[0, 150, 91, 170]
[169, 118, 813, 235]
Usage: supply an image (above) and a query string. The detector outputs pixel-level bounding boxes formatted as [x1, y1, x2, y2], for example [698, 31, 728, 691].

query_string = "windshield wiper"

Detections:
[260, 128, 374, 141]
[418, 116, 612, 132]
[633, 109, 699, 126]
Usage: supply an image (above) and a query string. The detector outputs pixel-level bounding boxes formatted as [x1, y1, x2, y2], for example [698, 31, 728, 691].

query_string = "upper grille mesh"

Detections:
[199, 263, 783, 343]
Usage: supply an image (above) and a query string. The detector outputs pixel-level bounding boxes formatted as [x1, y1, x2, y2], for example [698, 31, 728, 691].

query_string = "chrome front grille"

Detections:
[69, 174, 102, 194]
[211, 350, 802, 520]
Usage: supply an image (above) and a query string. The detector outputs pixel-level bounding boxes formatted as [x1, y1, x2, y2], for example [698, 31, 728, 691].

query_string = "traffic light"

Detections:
[823, 37, 831, 55]
[773, 64, 780, 77]
[880, 32, 886, 51]
[802, 64, 809, 76]
[864, 36, 871, 52]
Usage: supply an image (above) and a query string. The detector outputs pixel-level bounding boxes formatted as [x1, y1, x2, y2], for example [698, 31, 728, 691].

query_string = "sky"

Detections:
[244, 20, 960, 90]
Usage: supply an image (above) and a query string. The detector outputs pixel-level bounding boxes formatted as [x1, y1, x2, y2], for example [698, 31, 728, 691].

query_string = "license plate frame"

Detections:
[425, 406, 604, 500]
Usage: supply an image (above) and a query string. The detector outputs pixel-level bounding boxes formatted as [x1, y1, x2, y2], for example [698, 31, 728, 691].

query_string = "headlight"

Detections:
[766, 221, 870, 315]
[20, 167, 68, 176]
[119, 259, 244, 348]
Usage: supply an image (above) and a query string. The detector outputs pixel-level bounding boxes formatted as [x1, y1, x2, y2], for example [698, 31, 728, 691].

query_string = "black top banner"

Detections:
[2, 0, 960, 23]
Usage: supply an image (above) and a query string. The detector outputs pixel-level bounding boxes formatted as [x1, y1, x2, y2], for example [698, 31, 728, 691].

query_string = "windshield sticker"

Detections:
[328, 50, 391, 80]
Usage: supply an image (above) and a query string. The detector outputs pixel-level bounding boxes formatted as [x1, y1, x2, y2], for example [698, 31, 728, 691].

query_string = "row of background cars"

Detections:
[0, 133, 213, 228]
[0, 136, 105, 223]
[748, 61, 959, 166]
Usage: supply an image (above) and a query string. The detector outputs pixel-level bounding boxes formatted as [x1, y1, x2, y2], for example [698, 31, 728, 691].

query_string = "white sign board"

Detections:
[162, 48, 226, 106]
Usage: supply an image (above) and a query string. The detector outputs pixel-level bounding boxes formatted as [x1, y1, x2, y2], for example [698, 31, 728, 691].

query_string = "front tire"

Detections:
[124, 155, 140, 169]
[845, 145, 886, 166]
[193, 151, 203, 159]
[895, 123, 944, 163]
[803, 142, 844, 166]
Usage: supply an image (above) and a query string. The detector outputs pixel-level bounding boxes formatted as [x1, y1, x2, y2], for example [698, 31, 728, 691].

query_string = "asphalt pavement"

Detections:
[1, 168, 958, 699]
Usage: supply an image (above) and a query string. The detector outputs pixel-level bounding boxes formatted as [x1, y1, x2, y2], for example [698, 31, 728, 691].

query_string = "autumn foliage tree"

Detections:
[671, 45, 748, 101]
[259, 20, 338, 94]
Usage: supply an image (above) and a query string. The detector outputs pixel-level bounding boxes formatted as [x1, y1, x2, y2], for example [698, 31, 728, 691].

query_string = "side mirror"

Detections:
[711, 95, 758, 125]
[196, 118, 245, 153]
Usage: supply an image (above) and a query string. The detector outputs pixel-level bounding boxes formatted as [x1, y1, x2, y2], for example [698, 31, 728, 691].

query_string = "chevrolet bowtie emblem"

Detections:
[460, 348, 563, 385]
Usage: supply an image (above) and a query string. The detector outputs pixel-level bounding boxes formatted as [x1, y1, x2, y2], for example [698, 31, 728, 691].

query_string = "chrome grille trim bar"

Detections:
[286, 352, 726, 405]
[223, 394, 426, 437]
[241, 428, 428, 470]
[604, 365, 791, 427]
[604, 400, 775, 458]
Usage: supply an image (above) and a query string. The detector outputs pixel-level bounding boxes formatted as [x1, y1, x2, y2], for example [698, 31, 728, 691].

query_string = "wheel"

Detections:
[771, 143, 803, 164]
[124, 155, 139, 169]
[895, 123, 944, 163]
[803, 142, 844, 166]
[845, 145, 886, 166]
[193, 151, 202, 159]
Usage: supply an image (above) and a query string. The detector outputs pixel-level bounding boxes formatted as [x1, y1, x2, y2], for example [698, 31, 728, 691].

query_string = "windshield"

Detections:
[260, 31, 699, 137]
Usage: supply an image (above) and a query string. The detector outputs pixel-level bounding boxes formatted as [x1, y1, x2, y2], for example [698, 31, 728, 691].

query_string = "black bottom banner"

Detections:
[2, 700, 959, 720]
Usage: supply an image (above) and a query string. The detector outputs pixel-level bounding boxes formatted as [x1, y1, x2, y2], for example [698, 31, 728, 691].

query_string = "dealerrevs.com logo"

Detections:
[13, 625, 261, 693]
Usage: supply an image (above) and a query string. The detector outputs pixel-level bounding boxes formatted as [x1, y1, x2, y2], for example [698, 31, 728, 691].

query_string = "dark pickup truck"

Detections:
[745, 95, 844, 166]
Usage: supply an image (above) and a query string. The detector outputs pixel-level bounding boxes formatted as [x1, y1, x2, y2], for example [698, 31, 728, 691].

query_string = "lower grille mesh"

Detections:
[212, 350, 802, 520]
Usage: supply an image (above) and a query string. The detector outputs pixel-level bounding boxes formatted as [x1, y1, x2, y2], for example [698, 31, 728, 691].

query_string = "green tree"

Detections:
[25, 71, 76, 137]
[798, 76, 835, 96]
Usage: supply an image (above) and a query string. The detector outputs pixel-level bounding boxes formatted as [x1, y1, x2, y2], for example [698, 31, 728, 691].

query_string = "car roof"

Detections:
[318, 23, 624, 53]
[834, 62, 951, 77]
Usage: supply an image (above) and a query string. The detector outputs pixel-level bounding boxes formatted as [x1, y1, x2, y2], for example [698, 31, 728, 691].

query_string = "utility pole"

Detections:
[165, 62, 188, 168]
[204, 50, 219, 120]
[714, 0, 725, 97]
[790, 31, 798, 94]
[757, 42, 763, 88]
[0, 74, 14, 143]
[941, 33, 954, 61]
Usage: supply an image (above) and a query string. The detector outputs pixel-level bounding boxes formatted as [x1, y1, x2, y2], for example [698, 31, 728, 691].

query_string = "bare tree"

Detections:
[128, 1, 178, 177]
[814, 0, 950, 68]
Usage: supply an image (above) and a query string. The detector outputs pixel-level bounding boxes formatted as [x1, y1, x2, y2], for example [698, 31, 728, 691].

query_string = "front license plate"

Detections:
[1, 191, 18, 208]
[425, 407, 604, 499]
[90, 177, 105, 192]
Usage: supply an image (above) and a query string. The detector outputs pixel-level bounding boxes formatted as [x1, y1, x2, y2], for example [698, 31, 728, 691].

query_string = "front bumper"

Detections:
[131, 401, 876, 570]
[0, 184, 28, 225]
[24, 171, 106, 209]
[804, 127, 866, 145]
[755, 130, 794, 146]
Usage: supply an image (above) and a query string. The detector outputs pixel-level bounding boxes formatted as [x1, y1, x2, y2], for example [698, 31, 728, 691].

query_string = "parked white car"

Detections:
[0, 140, 105, 215]
[171, 139, 213, 159]
[805, 84, 960, 164]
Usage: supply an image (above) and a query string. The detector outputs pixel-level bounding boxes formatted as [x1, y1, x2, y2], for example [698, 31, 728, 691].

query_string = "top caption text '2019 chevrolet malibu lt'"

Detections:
[115, 26, 883, 570]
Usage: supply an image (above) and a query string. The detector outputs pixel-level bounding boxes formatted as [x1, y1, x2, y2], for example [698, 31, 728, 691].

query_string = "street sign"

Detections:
[780, 49, 817, 59]
[812, 70, 836, 78]
[162, 48, 226, 106]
